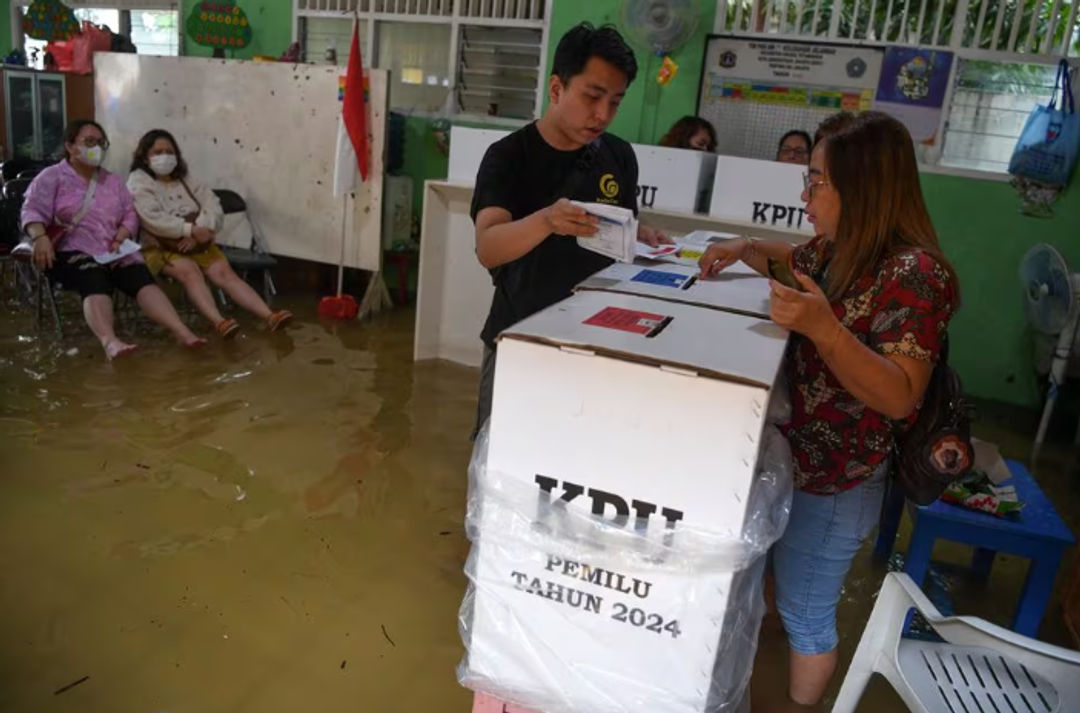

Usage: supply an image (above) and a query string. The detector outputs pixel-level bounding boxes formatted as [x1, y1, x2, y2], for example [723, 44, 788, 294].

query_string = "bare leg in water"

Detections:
[162, 257, 226, 325]
[134, 284, 205, 347]
[204, 259, 273, 320]
[81, 293, 138, 359]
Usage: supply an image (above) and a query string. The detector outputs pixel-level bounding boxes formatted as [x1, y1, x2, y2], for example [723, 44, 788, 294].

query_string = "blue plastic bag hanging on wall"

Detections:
[1008, 60, 1078, 187]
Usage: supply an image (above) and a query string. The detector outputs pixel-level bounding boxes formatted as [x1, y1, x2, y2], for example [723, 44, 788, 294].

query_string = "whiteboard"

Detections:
[696, 36, 883, 161]
[93, 54, 387, 271]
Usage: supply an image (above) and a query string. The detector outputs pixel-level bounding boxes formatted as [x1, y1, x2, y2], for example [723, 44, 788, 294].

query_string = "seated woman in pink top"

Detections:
[22, 120, 204, 359]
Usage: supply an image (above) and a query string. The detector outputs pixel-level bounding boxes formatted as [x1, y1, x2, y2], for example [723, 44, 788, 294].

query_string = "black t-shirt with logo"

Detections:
[471, 121, 639, 347]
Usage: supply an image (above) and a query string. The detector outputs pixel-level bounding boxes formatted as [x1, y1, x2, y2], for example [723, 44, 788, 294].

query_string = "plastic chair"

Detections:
[832, 572, 1080, 713]
[212, 188, 278, 304]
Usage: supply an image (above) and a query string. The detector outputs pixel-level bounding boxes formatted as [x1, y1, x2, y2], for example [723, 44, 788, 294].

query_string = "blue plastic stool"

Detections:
[874, 459, 1075, 637]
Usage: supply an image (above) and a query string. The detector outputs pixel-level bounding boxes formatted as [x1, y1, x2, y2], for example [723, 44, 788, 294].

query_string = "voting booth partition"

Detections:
[448, 127, 719, 215]
[455, 289, 794, 713]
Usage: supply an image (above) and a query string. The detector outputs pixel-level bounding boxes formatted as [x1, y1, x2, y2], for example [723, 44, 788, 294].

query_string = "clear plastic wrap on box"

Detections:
[457, 420, 793, 713]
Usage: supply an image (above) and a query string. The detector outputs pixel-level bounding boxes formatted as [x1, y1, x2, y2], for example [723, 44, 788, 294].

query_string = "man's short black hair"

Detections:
[551, 22, 637, 87]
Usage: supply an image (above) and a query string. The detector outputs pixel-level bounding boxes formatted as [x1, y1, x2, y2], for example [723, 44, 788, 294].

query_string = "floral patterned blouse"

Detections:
[780, 235, 958, 494]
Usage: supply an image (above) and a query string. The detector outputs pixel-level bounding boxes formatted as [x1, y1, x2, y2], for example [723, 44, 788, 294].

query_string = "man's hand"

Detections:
[544, 198, 599, 237]
[637, 225, 672, 247]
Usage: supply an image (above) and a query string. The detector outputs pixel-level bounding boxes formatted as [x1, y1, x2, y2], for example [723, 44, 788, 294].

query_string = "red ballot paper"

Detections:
[583, 306, 672, 337]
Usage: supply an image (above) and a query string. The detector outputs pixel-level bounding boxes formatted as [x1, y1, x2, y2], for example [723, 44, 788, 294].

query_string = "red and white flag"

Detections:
[333, 20, 369, 196]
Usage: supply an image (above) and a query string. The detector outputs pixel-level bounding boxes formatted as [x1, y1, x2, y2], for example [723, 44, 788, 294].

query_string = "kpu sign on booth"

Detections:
[709, 155, 814, 234]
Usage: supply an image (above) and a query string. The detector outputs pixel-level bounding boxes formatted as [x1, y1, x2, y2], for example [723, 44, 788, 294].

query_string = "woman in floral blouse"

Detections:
[699, 111, 959, 707]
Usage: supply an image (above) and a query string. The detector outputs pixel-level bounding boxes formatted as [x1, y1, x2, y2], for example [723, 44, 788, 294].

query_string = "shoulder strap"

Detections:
[1056, 59, 1075, 115]
[550, 137, 602, 203]
[56, 169, 99, 234]
[179, 178, 202, 212]
[178, 178, 202, 211]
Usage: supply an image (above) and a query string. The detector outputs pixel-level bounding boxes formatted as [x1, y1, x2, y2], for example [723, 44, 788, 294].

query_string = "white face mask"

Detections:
[149, 154, 178, 177]
[80, 145, 104, 167]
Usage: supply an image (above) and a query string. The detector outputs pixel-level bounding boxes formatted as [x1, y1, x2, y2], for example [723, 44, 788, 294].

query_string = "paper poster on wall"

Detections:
[873, 47, 954, 144]
[698, 36, 885, 160]
[705, 38, 883, 88]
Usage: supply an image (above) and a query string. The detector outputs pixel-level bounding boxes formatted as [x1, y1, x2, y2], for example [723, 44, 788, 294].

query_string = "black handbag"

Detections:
[892, 337, 975, 505]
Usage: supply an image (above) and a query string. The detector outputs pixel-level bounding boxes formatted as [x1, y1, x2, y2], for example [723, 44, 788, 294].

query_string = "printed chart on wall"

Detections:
[697, 36, 884, 160]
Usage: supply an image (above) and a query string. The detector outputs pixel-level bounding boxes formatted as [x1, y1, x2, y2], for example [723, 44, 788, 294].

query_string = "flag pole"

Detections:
[337, 191, 347, 297]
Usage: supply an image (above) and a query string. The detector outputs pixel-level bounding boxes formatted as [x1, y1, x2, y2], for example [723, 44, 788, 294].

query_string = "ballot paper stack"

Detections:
[571, 201, 637, 263]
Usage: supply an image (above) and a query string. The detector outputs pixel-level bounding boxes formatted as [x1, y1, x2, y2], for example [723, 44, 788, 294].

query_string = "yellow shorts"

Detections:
[142, 244, 227, 277]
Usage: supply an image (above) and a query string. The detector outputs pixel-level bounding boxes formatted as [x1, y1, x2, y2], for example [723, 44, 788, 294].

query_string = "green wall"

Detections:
[0, 1, 11, 56]
[545, 0, 717, 144]
[180, 0, 292, 60]
[924, 174, 1080, 408]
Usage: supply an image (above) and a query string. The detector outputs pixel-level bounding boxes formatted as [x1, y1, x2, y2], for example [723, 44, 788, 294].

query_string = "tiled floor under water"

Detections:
[1, 293, 1077, 713]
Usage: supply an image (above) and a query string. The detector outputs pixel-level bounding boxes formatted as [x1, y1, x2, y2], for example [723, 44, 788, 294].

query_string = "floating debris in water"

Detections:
[212, 370, 253, 384]
[53, 675, 89, 695]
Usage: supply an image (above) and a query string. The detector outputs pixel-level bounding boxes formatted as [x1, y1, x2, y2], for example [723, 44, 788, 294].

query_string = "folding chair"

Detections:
[9, 241, 64, 335]
[212, 189, 278, 305]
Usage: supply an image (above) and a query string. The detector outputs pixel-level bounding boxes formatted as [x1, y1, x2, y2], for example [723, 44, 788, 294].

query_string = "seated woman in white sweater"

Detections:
[127, 129, 292, 338]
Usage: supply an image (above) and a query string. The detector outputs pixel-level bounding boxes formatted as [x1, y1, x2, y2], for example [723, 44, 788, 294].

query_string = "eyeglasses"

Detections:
[802, 172, 830, 197]
[780, 146, 809, 158]
[79, 137, 109, 149]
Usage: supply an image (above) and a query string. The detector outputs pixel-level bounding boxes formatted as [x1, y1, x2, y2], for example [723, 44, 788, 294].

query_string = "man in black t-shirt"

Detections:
[469, 22, 668, 437]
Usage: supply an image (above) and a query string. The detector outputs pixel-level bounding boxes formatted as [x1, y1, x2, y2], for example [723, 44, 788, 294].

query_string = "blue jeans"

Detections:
[773, 466, 888, 655]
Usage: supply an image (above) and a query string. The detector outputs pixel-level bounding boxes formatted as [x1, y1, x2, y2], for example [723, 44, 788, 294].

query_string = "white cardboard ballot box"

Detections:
[461, 291, 789, 713]
[576, 260, 771, 319]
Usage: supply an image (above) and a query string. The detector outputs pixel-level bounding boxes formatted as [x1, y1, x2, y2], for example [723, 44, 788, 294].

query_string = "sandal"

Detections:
[267, 310, 293, 332]
[216, 318, 240, 339]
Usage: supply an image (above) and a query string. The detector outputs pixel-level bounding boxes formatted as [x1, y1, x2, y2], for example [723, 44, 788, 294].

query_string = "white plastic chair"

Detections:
[833, 572, 1080, 713]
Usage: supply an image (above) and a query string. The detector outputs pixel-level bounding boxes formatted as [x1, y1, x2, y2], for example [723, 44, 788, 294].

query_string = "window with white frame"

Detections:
[20, 5, 180, 68]
[714, 0, 1079, 176]
[457, 25, 542, 119]
[300, 17, 368, 65]
[294, 0, 548, 120]
[130, 9, 180, 56]
[377, 22, 453, 113]
[940, 59, 1062, 173]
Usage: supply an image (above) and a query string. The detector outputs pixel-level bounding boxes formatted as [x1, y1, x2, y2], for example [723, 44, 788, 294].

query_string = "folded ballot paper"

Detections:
[571, 201, 637, 263]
